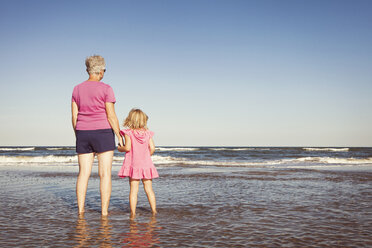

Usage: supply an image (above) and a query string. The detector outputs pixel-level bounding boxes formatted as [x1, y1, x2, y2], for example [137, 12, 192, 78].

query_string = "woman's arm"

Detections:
[118, 134, 131, 153]
[71, 102, 78, 132]
[105, 102, 124, 146]
[149, 138, 155, 155]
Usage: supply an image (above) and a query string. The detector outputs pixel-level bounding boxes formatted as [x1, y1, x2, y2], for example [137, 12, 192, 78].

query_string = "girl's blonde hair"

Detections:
[124, 108, 149, 129]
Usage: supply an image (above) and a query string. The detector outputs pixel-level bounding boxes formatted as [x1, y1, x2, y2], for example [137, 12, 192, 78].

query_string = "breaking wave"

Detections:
[209, 148, 271, 151]
[0, 147, 35, 151]
[303, 148, 349, 152]
[156, 147, 200, 152]
[0, 155, 77, 164]
[46, 147, 74, 151]
[292, 156, 372, 164]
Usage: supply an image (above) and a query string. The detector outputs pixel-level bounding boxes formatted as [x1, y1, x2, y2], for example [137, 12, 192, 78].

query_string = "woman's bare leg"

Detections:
[97, 150, 113, 216]
[142, 179, 157, 215]
[129, 178, 140, 218]
[76, 153, 94, 214]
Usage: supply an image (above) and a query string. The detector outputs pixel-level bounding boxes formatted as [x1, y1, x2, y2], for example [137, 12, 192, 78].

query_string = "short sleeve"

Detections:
[105, 85, 116, 103]
[120, 129, 131, 136]
[148, 130, 154, 138]
[71, 86, 77, 102]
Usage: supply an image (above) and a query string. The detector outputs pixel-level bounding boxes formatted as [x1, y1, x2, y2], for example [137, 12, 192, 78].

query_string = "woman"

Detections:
[71, 55, 123, 216]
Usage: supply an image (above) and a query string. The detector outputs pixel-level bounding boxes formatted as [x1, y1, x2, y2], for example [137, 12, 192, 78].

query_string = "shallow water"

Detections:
[1, 164, 372, 247]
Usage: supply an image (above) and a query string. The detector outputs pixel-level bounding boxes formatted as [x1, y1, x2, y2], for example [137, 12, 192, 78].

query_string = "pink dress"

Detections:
[118, 129, 159, 179]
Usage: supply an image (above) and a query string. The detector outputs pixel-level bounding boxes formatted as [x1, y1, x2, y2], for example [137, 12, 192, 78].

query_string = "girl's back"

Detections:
[118, 128, 158, 179]
[121, 129, 154, 168]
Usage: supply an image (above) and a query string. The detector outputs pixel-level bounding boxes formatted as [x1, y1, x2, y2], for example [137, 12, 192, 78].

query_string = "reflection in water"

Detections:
[74, 215, 113, 247]
[74, 214, 90, 248]
[121, 216, 160, 247]
[99, 215, 113, 247]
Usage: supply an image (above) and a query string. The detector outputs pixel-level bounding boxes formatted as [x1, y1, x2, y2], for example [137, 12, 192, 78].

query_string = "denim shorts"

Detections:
[75, 129, 115, 154]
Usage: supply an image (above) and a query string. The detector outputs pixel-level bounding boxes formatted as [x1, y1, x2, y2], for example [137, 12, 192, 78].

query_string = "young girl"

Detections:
[118, 109, 159, 218]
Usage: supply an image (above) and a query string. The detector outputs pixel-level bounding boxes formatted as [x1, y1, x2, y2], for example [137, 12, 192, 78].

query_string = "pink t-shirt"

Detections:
[72, 81, 116, 130]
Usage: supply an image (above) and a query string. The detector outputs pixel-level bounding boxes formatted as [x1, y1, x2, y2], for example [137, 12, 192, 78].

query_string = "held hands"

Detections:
[118, 136, 124, 147]
[117, 136, 126, 152]
[118, 144, 126, 153]
[117, 134, 131, 153]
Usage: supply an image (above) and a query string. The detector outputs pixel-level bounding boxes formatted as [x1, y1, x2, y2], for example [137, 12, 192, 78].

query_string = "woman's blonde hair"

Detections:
[124, 109, 149, 129]
[85, 55, 106, 75]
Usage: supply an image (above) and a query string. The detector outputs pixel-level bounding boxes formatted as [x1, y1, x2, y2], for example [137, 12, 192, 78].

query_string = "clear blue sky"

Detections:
[0, 0, 371, 146]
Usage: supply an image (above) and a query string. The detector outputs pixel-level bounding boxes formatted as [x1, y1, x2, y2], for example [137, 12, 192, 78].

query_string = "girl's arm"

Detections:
[71, 102, 78, 133]
[118, 134, 131, 153]
[105, 102, 124, 146]
[149, 138, 155, 155]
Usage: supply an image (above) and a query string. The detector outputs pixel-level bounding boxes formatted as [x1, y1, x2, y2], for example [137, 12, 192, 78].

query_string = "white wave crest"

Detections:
[0, 147, 35, 151]
[46, 147, 74, 151]
[152, 155, 190, 164]
[0, 155, 77, 164]
[303, 148, 349, 152]
[292, 156, 372, 164]
[152, 155, 283, 167]
[209, 148, 271, 151]
[156, 147, 200, 152]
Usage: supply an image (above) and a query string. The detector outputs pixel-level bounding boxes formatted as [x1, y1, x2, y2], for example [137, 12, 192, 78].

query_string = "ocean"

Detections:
[1, 146, 372, 169]
[1, 146, 372, 247]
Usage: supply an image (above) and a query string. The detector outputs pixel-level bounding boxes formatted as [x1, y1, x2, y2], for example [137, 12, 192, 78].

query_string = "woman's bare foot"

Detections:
[130, 212, 136, 219]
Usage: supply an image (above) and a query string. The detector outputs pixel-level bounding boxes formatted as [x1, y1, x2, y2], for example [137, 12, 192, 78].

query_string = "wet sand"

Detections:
[1, 165, 372, 247]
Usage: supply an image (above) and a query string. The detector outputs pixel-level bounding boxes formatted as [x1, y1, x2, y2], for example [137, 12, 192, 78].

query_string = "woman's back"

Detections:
[72, 81, 116, 130]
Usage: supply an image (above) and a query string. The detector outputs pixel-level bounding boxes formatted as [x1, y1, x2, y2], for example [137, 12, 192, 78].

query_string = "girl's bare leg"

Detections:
[76, 153, 94, 214]
[129, 178, 140, 218]
[97, 150, 113, 216]
[142, 179, 157, 215]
